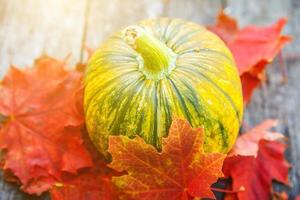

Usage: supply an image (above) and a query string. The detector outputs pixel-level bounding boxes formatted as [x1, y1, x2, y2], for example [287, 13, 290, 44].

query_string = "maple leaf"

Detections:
[108, 119, 226, 200]
[0, 56, 92, 194]
[209, 11, 291, 104]
[50, 160, 117, 200]
[231, 119, 284, 156]
[50, 128, 120, 200]
[223, 140, 290, 200]
[208, 11, 238, 43]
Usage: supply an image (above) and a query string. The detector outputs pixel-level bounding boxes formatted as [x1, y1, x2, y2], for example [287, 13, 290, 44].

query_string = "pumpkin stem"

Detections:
[123, 26, 177, 80]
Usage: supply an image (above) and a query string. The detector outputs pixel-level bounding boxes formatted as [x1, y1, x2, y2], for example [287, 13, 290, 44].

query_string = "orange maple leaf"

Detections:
[0, 56, 92, 194]
[108, 119, 226, 200]
[209, 11, 291, 104]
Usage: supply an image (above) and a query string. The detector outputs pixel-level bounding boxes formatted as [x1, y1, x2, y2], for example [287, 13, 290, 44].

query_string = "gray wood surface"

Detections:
[0, 0, 299, 199]
[228, 0, 300, 197]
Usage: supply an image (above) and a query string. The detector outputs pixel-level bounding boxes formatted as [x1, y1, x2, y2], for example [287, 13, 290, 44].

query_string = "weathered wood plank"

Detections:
[0, 0, 87, 78]
[227, 0, 300, 197]
[84, 0, 163, 54]
[163, 0, 222, 24]
[226, 0, 291, 26]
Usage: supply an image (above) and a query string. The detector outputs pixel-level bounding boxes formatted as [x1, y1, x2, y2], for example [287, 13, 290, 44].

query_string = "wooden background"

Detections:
[0, 0, 299, 199]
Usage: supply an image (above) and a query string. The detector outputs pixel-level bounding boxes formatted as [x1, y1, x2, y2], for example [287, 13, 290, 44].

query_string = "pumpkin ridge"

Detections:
[173, 78, 206, 120]
[85, 70, 140, 113]
[163, 20, 184, 47]
[175, 65, 241, 123]
[196, 48, 234, 64]
[158, 82, 173, 135]
[167, 77, 193, 124]
[108, 78, 146, 134]
[167, 73, 232, 152]
[218, 121, 229, 149]
[152, 81, 159, 147]
[170, 29, 204, 51]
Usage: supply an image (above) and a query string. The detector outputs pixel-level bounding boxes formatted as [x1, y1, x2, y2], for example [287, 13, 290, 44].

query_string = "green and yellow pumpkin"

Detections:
[84, 18, 243, 156]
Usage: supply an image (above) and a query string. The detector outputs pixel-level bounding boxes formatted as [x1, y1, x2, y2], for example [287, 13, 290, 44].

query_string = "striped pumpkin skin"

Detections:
[84, 18, 243, 156]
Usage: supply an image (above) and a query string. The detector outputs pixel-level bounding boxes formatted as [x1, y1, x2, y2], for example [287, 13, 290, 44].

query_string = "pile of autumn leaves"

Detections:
[0, 12, 294, 200]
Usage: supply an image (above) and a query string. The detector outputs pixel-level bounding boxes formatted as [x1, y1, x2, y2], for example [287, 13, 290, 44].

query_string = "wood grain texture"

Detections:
[227, 0, 300, 197]
[84, 0, 163, 56]
[162, 0, 222, 24]
[0, 0, 87, 77]
[0, 0, 299, 199]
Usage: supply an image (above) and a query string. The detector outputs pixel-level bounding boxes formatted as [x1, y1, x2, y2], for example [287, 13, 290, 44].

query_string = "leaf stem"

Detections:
[211, 186, 245, 193]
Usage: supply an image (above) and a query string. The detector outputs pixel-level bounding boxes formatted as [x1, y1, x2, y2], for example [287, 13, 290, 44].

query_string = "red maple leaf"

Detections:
[209, 11, 291, 104]
[50, 159, 118, 200]
[0, 56, 92, 194]
[231, 119, 284, 156]
[223, 140, 290, 200]
[108, 119, 226, 200]
[49, 127, 121, 200]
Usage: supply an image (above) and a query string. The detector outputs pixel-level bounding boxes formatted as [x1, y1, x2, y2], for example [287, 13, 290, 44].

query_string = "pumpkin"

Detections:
[84, 18, 243, 156]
